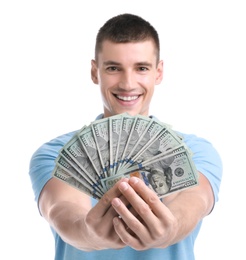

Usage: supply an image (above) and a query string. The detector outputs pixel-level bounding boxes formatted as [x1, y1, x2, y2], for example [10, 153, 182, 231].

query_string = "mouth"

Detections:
[114, 94, 140, 101]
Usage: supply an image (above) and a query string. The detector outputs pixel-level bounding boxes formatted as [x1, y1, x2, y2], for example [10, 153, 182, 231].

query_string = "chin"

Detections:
[107, 108, 148, 117]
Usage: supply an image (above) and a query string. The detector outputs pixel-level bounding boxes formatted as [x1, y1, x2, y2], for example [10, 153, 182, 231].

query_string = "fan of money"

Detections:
[52, 113, 199, 199]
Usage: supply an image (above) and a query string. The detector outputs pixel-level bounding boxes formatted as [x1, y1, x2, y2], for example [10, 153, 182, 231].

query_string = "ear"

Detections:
[155, 60, 164, 85]
[91, 59, 99, 84]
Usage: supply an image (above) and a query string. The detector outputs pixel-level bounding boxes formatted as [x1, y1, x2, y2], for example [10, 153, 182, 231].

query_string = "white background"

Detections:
[1, 1, 245, 259]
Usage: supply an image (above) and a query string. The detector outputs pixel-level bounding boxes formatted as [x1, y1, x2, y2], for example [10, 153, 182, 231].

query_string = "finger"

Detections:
[94, 178, 129, 217]
[86, 179, 129, 230]
[112, 206, 146, 250]
[128, 177, 172, 219]
[111, 196, 150, 242]
[116, 178, 173, 233]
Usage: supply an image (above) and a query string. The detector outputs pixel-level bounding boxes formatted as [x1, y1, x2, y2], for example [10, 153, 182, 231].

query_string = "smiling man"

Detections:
[29, 13, 223, 260]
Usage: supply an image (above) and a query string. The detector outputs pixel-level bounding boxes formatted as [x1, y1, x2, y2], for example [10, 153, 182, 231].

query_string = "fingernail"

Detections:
[119, 182, 129, 191]
[112, 198, 121, 207]
[130, 176, 139, 184]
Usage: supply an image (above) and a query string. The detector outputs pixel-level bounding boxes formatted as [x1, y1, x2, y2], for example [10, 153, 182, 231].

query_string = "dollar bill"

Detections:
[53, 165, 101, 199]
[119, 115, 152, 169]
[91, 118, 110, 177]
[62, 130, 104, 190]
[77, 125, 105, 179]
[56, 151, 104, 195]
[120, 119, 170, 170]
[121, 127, 183, 170]
[114, 114, 135, 172]
[109, 114, 124, 175]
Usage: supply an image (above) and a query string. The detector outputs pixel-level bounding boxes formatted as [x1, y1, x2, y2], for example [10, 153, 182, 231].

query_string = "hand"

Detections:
[84, 178, 130, 250]
[111, 177, 178, 250]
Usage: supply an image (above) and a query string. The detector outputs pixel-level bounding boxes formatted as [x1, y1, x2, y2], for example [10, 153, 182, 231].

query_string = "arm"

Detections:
[39, 177, 127, 251]
[111, 172, 214, 250]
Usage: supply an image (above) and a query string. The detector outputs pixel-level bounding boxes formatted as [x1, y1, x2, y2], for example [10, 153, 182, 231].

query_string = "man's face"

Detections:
[91, 40, 163, 118]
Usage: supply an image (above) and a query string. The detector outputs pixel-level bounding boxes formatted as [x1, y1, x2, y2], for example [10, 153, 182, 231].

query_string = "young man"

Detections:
[29, 13, 223, 260]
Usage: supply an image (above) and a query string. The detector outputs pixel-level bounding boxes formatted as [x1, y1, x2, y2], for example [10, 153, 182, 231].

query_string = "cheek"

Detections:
[100, 88, 109, 103]
[99, 80, 110, 94]
[100, 85, 114, 107]
[141, 77, 155, 93]
[144, 87, 155, 102]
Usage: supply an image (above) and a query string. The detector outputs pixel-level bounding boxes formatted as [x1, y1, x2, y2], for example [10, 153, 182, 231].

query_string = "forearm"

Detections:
[47, 201, 93, 251]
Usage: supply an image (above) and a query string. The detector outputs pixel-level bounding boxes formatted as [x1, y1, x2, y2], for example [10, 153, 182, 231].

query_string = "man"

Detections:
[29, 13, 222, 260]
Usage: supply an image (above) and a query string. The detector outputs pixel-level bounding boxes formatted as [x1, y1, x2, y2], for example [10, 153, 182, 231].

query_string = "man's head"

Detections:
[91, 13, 163, 118]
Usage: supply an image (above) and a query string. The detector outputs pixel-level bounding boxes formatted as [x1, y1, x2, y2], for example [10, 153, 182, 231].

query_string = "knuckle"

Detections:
[152, 227, 164, 239]
[139, 203, 151, 215]
[147, 194, 160, 205]
[85, 214, 94, 226]
[128, 218, 140, 231]
[101, 193, 111, 205]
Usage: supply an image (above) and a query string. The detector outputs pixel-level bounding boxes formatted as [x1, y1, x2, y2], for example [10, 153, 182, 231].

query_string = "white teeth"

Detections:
[117, 95, 138, 101]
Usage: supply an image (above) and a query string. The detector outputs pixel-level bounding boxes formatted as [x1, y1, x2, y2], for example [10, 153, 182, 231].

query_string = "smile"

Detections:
[115, 95, 139, 101]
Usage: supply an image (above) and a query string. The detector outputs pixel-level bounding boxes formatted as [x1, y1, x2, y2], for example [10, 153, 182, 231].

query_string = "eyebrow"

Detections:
[103, 61, 153, 68]
[103, 61, 121, 66]
[136, 62, 153, 68]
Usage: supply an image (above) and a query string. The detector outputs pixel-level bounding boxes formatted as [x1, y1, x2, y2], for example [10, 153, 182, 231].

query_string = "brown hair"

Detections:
[95, 13, 160, 64]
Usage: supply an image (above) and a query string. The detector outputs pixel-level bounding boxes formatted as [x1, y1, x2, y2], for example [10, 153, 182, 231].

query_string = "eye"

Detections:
[106, 66, 120, 72]
[138, 67, 149, 72]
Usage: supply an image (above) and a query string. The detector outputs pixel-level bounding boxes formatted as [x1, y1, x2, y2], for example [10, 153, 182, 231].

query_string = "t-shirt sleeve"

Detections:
[28, 131, 77, 204]
[182, 133, 223, 203]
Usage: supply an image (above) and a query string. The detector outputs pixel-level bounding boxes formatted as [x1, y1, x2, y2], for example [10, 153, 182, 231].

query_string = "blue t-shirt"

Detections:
[29, 116, 222, 260]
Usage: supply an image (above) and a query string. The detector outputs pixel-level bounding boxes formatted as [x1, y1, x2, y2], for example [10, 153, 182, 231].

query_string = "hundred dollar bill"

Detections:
[78, 125, 105, 179]
[143, 143, 192, 163]
[63, 129, 103, 189]
[115, 114, 135, 172]
[119, 115, 151, 169]
[121, 127, 183, 170]
[101, 145, 198, 198]
[91, 117, 110, 177]
[56, 152, 104, 195]
[52, 165, 101, 199]
[120, 117, 169, 169]
[122, 144, 193, 174]
[109, 114, 124, 175]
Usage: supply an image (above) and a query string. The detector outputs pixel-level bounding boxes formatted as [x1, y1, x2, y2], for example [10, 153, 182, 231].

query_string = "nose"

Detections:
[118, 70, 135, 90]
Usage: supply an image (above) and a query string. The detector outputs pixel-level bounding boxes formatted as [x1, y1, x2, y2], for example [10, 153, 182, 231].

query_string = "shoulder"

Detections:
[31, 130, 78, 164]
[178, 132, 222, 165]
[29, 130, 78, 202]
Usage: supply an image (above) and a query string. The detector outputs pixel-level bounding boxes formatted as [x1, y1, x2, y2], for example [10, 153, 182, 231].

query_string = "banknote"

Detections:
[109, 114, 124, 175]
[114, 114, 135, 172]
[56, 152, 104, 195]
[118, 115, 151, 170]
[62, 130, 104, 190]
[52, 113, 199, 199]
[77, 125, 105, 179]
[53, 165, 101, 199]
[91, 118, 110, 177]
[120, 127, 183, 171]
